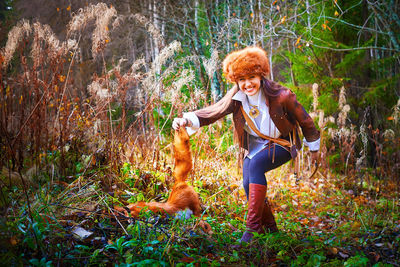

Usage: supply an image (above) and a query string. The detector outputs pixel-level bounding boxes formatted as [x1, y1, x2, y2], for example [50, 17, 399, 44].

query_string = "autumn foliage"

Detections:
[0, 1, 399, 266]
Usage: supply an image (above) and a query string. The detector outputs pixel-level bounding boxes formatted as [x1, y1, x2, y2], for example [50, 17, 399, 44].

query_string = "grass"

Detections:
[1, 148, 399, 266]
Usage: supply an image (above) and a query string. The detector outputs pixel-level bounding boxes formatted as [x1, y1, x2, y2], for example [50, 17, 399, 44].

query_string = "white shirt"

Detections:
[231, 89, 280, 158]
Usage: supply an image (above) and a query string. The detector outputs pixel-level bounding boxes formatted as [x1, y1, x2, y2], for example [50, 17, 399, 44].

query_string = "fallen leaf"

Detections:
[327, 247, 338, 255]
[72, 226, 93, 241]
[339, 251, 349, 258]
[300, 218, 309, 225]
[10, 236, 18, 246]
[310, 216, 320, 222]
[295, 36, 301, 45]
[157, 234, 166, 241]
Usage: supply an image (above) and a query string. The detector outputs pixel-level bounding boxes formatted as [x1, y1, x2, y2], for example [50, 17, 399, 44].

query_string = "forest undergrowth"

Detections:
[1, 2, 400, 266]
[0, 140, 399, 266]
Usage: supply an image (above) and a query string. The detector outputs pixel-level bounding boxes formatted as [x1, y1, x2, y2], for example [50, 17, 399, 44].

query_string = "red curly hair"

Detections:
[222, 46, 270, 83]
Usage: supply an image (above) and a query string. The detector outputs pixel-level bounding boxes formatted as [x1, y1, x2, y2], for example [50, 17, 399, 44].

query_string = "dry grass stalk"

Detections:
[338, 86, 346, 110]
[1, 19, 31, 68]
[337, 86, 350, 129]
[170, 69, 194, 102]
[141, 40, 181, 100]
[203, 49, 219, 80]
[1, 20, 77, 69]
[312, 83, 319, 112]
[31, 22, 77, 66]
[356, 123, 368, 172]
[393, 98, 400, 125]
[383, 129, 395, 140]
[68, 3, 116, 57]
[132, 13, 164, 48]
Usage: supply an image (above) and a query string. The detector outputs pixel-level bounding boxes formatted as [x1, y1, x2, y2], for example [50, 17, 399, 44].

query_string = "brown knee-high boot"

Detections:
[240, 183, 267, 243]
[261, 198, 278, 233]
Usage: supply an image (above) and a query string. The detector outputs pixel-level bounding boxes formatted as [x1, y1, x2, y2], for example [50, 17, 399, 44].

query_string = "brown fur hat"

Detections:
[222, 46, 270, 83]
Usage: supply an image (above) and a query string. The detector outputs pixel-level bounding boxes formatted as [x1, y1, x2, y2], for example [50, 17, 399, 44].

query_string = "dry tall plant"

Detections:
[337, 86, 350, 128]
[132, 14, 164, 48]
[203, 49, 219, 80]
[392, 98, 400, 125]
[31, 22, 77, 66]
[67, 3, 117, 58]
[1, 19, 31, 68]
[141, 40, 181, 100]
[312, 83, 319, 112]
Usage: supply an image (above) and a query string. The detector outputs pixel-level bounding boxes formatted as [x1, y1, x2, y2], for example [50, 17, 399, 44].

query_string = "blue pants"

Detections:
[242, 145, 292, 199]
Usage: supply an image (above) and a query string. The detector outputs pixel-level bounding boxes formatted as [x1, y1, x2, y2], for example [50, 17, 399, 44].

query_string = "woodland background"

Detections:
[0, 0, 399, 266]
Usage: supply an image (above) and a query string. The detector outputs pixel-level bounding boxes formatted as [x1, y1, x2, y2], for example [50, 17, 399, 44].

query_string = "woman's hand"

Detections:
[172, 118, 192, 130]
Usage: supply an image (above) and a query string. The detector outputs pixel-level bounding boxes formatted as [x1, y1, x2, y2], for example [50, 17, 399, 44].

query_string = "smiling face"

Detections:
[237, 75, 262, 96]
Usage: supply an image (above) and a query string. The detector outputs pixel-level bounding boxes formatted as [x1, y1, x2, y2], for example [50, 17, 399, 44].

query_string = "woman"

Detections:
[172, 47, 320, 243]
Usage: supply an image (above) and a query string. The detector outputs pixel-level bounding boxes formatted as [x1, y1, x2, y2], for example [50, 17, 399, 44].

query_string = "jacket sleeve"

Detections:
[194, 86, 238, 127]
[284, 90, 320, 143]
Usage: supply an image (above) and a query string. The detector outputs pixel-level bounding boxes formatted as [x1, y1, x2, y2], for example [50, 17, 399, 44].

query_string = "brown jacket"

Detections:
[194, 79, 320, 151]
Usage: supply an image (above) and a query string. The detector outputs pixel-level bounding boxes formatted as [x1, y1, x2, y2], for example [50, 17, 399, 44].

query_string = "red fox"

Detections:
[116, 127, 211, 233]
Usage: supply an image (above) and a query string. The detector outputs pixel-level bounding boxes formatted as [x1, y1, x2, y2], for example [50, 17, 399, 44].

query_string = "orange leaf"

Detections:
[234, 216, 245, 222]
[250, 12, 254, 18]
[387, 116, 394, 120]
[328, 247, 338, 255]
[234, 42, 238, 47]
[334, 11, 339, 16]
[295, 36, 301, 45]
[351, 221, 361, 230]
[57, 7, 60, 12]
[272, 0, 277, 5]
[322, 24, 327, 29]
[66, 5, 71, 11]
[10, 236, 18, 246]
[58, 75, 66, 82]
[300, 218, 309, 225]
[276, 5, 280, 11]
[281, 16, 286, 24]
